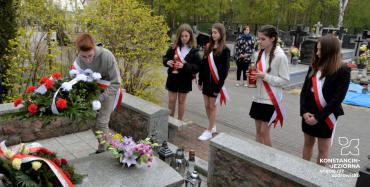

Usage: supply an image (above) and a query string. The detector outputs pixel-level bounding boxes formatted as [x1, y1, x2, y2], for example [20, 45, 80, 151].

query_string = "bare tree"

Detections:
[338, 0, 348, 28]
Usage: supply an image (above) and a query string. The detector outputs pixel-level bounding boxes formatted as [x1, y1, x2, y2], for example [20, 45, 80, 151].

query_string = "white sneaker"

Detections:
[243, 83, 248, 87]
[198, 130, 213, 141]
[211, 127, 217, 134]
[235, 83, 240, 87]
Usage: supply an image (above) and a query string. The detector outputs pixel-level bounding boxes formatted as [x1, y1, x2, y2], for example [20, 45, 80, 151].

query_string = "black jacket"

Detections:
[300, 65, 350, 122]
[198, 47, 230, 94]
[163, 46, 201, 79]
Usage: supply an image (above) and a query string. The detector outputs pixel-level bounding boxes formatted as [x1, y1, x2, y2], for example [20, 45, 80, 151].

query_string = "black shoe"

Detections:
[89, 150, 105, 156]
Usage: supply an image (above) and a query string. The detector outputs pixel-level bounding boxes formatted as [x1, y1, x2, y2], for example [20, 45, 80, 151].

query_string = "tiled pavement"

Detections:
[169, 123, 213, 161]
[163, 67, 370, 173]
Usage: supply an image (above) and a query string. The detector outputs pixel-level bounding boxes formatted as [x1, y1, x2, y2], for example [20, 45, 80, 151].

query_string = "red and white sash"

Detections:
[208, 51, 230, 106]
[311, 70, 337, 145]
[258, 51, 286, 127]
[0, 141, 74, 187]
[72, 61, 123, 111]
[175, 47, 186, 63]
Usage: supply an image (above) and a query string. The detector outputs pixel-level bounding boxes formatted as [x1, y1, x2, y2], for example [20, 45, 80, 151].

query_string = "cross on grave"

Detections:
[290, 26, 308, 48]
[350, 34, 365, 57]
[314, 21, 322, 36]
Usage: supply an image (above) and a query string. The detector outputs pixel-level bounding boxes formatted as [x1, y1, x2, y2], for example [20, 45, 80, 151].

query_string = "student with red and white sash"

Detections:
[163, 24, 201, 121]
[300, 34, 350, 166]
[249, 25, 289, 147]
[198, 23, 230, 141]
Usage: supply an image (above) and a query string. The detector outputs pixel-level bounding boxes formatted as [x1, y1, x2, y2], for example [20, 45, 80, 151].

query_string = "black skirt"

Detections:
[165, 73, 192, 93]
[302, 116, 337, 138]
[249, 101, 275, 122]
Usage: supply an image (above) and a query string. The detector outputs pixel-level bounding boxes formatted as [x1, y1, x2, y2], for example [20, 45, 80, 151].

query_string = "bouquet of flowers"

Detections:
[95, 131, 158, 168]
[0, 141, 83, 187]
[10, 69, 104, 120]
[356, 44, 369, 69]
[290, 47, 299, 58]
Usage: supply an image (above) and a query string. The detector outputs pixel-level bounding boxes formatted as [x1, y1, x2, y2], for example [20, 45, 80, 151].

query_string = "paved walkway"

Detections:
[162, 67, 370, 173]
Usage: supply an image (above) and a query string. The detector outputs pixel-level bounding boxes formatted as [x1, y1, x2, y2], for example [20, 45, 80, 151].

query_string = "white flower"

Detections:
[61, 82, 73, 91]
[69, 69, 79, 77]
[76, 74, 88, 82]
[92, 72, 102, 80]
[84, 69, 93, 76]
[35, 85, 47, 95]
[92, 100, 101, 111]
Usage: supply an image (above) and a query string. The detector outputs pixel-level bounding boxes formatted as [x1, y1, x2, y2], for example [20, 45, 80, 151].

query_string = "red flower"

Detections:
[39, 76, 48, 84]
[14, 98, 23, 107]
[61, 158, 68, 166]
[27, 103, 38, 114]
[52, 72, 62, 80]
[54, 158, 61, 166]
[25, 86, 36, 93]
[44, 79, 54, 89]
[56, 98, 67, 110]
[64, 171, 71, 179]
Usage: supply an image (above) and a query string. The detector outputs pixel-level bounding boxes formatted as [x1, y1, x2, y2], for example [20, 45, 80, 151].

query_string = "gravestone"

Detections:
[342, 34, 357, 49]
[314, 21, 323, 36]
[208, 133, 357, 186]
[71, 152, 184, 187]
[300, 38, 317, 64]
[279, 30, 293, 47]
[290, 25, 308, 48]
[109, 92, 169, 143]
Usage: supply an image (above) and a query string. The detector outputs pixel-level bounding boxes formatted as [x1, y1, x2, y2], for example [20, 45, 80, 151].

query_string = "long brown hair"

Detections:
[309, 34, 342, 79]
[256, 25, 278, 73]
[205, 23, 226, 56]
[173, 24, 197, 49]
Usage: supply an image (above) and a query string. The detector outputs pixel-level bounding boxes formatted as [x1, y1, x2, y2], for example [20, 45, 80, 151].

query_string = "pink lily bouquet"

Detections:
[95, 131, 158, 168]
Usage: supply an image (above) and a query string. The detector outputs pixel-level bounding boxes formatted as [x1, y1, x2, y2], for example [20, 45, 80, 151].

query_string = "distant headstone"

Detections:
[342, 34, 357, 49]
[300, 38, 317, 64]
[314, 21, 323, 36]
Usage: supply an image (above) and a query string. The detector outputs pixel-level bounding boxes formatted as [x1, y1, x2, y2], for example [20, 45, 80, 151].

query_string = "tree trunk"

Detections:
[338, 0, 348, 28]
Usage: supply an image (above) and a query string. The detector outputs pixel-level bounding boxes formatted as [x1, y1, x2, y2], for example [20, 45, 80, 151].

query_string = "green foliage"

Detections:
[0, 149, 83, 186]
[80, 0, 168, 104]
[145, 0, 367, 32]
[1, 0, 75, 103]
[344, 0, 370, 30]
[0, 0, 19, 102]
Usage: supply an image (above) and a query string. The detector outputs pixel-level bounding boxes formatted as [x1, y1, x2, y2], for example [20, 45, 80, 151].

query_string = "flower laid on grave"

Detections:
[8, 69, 104, 121]
[290, 47, 299, 57]
[0, 141, 83, 186]
[356, 44, 369, 69]
[95, 131, 158, 168]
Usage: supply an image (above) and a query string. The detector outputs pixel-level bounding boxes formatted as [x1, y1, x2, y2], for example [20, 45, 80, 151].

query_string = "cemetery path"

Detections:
[163, 70, 370, 174]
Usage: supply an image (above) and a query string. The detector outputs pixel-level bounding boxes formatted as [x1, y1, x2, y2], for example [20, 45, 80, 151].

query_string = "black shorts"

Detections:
[165, 74, 192, 93]
[249, 101, 275, 122]
[302, 117, 337, 138]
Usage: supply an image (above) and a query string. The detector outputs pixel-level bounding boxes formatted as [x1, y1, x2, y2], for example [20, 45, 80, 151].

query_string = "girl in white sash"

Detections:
[198, 23, 230, 141]
[163, 24, 201, 121]
[249, 25, 289, 147]
[300, 34, 350, 165]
